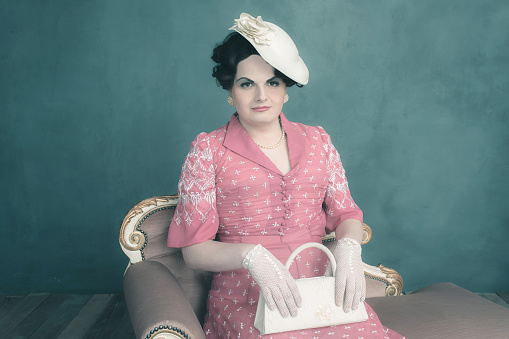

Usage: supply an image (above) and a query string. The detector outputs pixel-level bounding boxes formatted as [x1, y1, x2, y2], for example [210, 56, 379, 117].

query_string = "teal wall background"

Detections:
[1, 0, 508, 294]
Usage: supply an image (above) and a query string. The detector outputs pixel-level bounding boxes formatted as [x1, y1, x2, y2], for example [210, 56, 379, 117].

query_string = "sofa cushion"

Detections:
[366, 282, 509, 339]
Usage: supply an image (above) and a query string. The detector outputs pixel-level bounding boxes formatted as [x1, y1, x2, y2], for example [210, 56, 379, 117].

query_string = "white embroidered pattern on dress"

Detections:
[323, 132, 357, 215]
[171, 120, 402, 339]
[174, 134, 217, 226]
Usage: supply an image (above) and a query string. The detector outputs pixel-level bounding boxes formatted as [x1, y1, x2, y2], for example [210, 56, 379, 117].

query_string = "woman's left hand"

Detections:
[330, 237, 365, 312]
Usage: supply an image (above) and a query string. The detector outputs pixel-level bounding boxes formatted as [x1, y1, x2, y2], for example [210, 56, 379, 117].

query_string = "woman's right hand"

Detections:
[242, 244, 302, 318]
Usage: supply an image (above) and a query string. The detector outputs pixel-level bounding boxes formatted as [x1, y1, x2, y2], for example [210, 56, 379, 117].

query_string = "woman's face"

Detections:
[230, 55, 287, 129]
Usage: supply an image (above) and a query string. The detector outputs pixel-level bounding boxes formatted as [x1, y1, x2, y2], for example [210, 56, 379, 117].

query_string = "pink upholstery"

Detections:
[123, 202, 509, 339]
[124, 260, 206, 339]
[367, 282, 509, 339]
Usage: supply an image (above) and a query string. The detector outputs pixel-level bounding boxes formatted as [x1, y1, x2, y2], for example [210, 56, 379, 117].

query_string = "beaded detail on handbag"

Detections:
[254, 242, 369, 334]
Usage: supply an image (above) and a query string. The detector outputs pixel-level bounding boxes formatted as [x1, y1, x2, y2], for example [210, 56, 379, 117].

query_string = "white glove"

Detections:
[242, 244, 302, 318]
[328, 238, 365, 312]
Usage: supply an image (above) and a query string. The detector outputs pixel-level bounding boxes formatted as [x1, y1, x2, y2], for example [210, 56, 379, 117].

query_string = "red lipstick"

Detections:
[252, 106, 270, 112]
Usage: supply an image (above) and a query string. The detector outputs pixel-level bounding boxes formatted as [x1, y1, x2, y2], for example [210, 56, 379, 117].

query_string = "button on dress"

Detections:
[168, 113, 404, 338]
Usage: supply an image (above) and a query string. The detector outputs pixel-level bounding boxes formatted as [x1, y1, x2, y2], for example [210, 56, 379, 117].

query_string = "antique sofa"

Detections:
[119, 195, 509, 339]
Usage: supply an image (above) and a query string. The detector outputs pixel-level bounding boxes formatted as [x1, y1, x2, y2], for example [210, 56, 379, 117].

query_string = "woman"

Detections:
[168, 13, 404, 339]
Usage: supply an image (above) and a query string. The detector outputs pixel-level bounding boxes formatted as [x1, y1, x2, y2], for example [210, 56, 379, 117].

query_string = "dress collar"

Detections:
[223, 112, 306, 176]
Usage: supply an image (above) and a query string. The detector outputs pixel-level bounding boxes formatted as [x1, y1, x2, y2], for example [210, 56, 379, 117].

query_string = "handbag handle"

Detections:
[285, 242, 336, 276]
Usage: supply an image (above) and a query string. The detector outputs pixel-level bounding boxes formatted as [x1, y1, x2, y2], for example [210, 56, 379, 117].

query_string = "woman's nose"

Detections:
[256, 86, 267, 102]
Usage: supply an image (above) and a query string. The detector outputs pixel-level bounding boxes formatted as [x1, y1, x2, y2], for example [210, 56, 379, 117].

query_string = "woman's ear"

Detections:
[227, 91, 234, 106]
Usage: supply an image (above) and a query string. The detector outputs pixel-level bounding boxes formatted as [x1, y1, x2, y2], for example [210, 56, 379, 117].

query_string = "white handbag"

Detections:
[253, 242, 369, 335]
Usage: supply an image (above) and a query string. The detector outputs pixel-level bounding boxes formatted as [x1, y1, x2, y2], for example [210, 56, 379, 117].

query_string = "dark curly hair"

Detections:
[211, 32, 300, 90]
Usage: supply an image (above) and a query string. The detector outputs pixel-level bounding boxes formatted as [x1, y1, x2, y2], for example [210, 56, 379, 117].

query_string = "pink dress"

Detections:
[168, 113, 404, 339]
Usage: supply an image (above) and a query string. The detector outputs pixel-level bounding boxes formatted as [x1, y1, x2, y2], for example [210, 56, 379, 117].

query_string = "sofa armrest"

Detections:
[124, 260, 206, 339]
[120, 195, 179, 264]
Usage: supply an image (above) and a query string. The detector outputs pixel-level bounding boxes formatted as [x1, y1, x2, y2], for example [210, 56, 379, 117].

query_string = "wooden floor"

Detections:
[1, 292, 508, 339]
[0, 294, 135, 339]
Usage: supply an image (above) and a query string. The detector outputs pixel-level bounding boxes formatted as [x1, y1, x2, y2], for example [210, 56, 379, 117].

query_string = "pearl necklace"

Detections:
[255, 125, 286, 149]
[236, 114, 286, 149]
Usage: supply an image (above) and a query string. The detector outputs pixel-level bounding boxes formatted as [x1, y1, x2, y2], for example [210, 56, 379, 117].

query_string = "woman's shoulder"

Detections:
[289, 120, 331, 141]
[189, 122, 229, 148]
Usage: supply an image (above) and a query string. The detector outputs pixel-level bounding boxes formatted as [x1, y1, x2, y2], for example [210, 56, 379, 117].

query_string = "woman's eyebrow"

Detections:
[235, 77, 253, 83]
[235, 76, 280, 84]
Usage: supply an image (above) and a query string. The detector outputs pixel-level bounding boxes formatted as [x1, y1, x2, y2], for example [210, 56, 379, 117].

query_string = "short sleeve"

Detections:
[167, 133, 219, 248]
[319, 128, 363, 233]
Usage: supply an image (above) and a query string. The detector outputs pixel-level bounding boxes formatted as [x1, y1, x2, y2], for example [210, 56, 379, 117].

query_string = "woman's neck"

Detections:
[237, 114, 283, 147]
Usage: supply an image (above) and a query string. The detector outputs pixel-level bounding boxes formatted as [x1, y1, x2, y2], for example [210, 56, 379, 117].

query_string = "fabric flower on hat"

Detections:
[230, 13, 276, 45]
